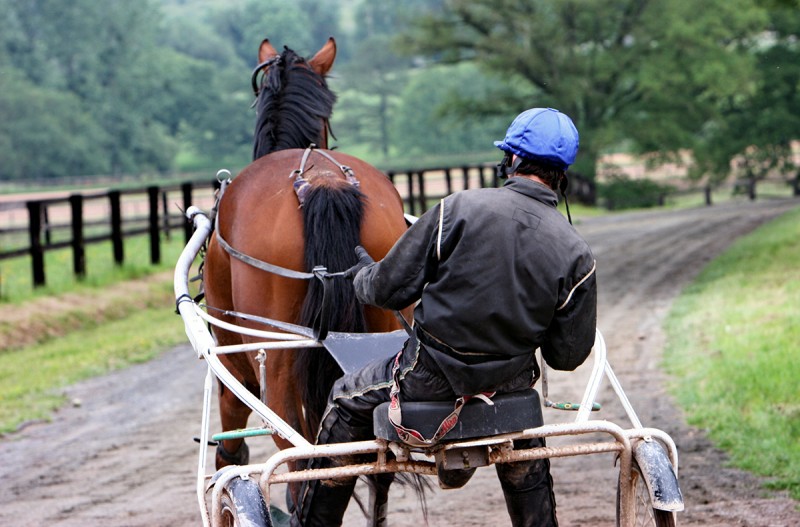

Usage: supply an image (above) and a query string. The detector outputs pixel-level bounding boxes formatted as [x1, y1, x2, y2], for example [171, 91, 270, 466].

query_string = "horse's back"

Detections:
[221, 148, 406, 257]
[207, 148, 407, 325]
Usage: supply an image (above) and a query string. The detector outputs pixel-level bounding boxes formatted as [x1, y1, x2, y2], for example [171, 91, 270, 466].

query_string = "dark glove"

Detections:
[342, 245, 375, 279]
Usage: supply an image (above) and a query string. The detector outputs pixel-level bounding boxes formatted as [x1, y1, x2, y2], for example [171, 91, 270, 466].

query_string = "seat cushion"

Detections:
[373, 389, 543, 442]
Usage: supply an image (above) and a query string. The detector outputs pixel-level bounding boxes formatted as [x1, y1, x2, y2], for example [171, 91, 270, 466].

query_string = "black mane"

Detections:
[252, 47, 337, 159]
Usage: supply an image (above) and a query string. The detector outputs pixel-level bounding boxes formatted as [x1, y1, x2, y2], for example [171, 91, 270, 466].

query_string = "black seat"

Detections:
[373, 389, 544, 443]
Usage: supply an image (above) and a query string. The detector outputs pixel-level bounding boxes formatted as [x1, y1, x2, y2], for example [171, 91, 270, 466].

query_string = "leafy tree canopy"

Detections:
[403, 0, 769, 179]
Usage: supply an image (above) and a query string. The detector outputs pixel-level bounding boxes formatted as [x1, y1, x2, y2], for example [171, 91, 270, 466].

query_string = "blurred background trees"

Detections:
[0, 0, 797, 191]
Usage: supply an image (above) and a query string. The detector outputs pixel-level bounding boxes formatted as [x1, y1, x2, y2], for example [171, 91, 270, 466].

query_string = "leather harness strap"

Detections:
[214, 145, 360, 280]
[387, 345, 495, 448]
[291, 144, 360, 206]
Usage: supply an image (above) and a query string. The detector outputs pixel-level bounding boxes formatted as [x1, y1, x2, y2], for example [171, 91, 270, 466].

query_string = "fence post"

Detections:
[161, 190, 170, 241]
[109, 191, 124, 265]
[416, 171, 427, 213]
[69, 194, 86, 279]
[181, 182, 193, 243]
[27, 200, 46, 287]
[444, 168, 453, 195]
[43, 207, 52, 246]
[148, 186, 161, 265]
[404, 173, 415, 216]
[462, 166, 470, 190]
[705, 186, 712, 206]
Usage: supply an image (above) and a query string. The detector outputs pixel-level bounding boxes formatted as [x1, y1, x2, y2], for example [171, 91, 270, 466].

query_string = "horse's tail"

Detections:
[295, 177, 366, 437]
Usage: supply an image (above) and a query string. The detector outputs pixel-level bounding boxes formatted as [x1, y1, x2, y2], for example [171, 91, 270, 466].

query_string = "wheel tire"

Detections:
[219, 476, 272, 527]
[617, 461, 676, 527]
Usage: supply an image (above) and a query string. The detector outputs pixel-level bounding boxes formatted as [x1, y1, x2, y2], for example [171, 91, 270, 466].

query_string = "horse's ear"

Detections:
[258, 39, 279, 64]
[308, 37, 336, 77]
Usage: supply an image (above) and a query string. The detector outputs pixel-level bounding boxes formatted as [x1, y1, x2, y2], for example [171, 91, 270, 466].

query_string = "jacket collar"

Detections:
[503, 176, 558, 208]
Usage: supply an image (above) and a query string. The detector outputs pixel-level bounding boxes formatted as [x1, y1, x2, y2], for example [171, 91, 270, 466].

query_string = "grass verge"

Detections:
[0, 278, 187, 434]
[0, 233, 196, 434]
[664, 206, 800, 500]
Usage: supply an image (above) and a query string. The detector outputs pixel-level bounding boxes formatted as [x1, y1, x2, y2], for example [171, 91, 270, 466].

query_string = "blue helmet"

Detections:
[494, 108, 579, 169]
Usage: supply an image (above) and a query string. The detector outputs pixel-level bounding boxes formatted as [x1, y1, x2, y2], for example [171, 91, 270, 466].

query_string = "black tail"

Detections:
[294, 182, 366, 437]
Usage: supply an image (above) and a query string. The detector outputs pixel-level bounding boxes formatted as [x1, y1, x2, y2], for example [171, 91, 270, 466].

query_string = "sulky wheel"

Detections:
[617, 460, 676, 527]
[219, 476, 272, 527]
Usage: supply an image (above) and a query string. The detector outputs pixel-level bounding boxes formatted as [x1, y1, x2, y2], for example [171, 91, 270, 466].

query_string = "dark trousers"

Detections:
[290, 340, 558, 527]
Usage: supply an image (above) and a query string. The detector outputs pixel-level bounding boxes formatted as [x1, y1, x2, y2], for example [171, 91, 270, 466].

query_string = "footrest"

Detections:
[212, 427, 274, 442]
[373, 389, 543, 443]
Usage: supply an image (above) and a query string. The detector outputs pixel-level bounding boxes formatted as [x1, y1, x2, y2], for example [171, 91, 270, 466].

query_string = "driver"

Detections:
[291, 107, 597, 527]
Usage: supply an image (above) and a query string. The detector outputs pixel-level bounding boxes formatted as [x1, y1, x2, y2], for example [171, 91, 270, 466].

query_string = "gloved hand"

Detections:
[342, 245, 375, 279]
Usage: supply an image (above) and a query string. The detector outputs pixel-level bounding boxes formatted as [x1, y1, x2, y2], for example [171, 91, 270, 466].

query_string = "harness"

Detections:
[387, 342, 495, 447]
[212, 145, 360, 339]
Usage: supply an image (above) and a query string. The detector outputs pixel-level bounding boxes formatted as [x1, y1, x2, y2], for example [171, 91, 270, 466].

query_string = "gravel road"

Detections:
[1, 198, 799, 526]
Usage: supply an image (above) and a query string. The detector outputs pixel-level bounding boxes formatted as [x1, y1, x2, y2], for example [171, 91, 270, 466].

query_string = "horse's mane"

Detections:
[253, 47, 337, 159]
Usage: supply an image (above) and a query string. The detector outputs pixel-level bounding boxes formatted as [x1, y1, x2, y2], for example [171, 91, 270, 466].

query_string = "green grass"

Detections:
[0, 233, 186, 303]
[0, 290, 186, 434]
[664, 206, 800, 500]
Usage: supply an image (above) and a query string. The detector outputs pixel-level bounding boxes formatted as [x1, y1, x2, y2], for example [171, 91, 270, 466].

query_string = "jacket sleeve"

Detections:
[540, 258, 597, 371]
[353, 202, 442, 310]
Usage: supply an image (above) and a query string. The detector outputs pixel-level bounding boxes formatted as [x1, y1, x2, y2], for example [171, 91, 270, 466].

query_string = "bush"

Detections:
[599, 175, 672, 210]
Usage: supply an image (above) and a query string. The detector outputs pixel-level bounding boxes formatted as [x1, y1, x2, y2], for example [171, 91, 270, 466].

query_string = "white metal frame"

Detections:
[174, 207, 680, 527]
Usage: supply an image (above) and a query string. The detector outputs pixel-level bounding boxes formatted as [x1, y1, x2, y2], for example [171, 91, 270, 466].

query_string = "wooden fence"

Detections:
[1, 163, 797, 288]
[0, 180, 220, 287]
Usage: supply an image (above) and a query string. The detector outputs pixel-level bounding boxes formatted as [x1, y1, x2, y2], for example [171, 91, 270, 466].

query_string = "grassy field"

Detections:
[0, 234, 191, 434]
[664, 206, 800, 500]
[0, 233, 186, 303]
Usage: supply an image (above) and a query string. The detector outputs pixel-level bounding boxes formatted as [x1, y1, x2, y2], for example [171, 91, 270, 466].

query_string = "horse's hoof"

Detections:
[216, 440, 250, 468]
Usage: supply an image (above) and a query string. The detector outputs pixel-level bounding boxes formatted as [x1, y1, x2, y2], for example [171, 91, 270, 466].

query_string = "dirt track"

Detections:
[1, 198, 799, 526]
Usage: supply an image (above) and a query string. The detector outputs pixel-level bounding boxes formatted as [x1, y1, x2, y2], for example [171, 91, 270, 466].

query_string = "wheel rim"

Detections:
[632, 469, 658, 527]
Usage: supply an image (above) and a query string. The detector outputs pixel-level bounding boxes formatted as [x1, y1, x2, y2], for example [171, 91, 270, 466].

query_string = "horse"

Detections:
[202, 37, 410, 515]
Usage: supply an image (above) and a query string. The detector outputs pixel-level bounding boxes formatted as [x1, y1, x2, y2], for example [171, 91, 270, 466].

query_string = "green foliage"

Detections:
[403, 0, 768, 180]
[692, 4, 800, 182]
[0, 73, 110, 179]
[0, 1, 180, 178]
[0, 0, 797, 187]
[598, 175, 672, 210]
[391, 64, 516, 158]
[665, 206, 800, 499]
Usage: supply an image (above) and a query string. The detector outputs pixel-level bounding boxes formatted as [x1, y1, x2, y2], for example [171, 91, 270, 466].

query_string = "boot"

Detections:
[290, 476, 356, 527]
[502, 483, 558, 527]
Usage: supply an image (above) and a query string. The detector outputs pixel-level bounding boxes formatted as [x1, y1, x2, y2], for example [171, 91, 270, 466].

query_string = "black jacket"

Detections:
[354, 177, 597, 394]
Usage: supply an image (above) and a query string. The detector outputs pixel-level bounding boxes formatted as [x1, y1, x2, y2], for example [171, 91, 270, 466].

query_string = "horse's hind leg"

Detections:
[367, 473, 394, 527]
[215, 368, 255, 468]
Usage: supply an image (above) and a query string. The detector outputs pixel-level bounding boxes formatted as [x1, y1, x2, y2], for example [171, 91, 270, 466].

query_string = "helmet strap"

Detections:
[559, 174, 573, 225]
[496, 153, 523, 180]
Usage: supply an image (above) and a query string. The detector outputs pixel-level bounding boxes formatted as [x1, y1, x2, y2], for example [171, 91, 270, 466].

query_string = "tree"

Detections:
[0, 0, 183, 177]
[212, 0, 318, 67]
[392, 63, 519, 158]
[692, 2, 800, 188]
[0, 72, 110, 179]
[404, 0, 768, 180]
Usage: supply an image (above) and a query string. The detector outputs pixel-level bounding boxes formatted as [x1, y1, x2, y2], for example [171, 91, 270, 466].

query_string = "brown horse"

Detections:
[203, 37, 408, 478]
